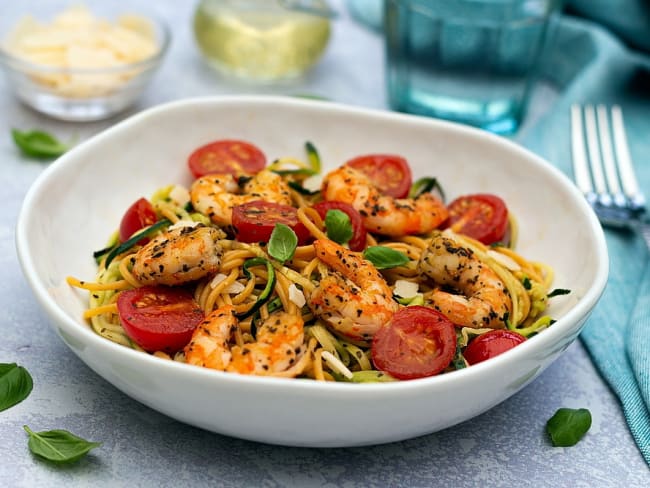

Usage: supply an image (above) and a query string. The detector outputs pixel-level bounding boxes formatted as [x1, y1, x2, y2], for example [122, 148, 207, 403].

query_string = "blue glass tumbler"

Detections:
[385, 0, 559, 134]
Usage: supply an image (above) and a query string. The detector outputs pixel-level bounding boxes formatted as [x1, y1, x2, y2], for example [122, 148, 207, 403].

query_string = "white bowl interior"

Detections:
[17, 96, 608, 447]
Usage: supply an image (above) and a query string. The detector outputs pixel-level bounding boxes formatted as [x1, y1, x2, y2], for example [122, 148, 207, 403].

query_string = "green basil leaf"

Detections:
[548, 288, 571, 298]
[363, 246, 409, 269]
[0, 363, 33, 412]
[546, 408, 592, 447]
[268, 223, 298, 262]
[12, 129, 70, 159]
[23, 425, 101, 463]
[325, 209, 353, 245]
[305, 141, 321, 173]
[408, 177, 445, 201]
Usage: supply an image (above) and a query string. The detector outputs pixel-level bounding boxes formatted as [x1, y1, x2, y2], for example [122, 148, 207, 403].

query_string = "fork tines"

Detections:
[570, 104, 646, 226]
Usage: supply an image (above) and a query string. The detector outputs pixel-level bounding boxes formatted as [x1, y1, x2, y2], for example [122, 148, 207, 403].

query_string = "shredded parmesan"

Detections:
[393, 279, 419, 299]
[3, 5, 159, 98]
[168, 220, 199, 231]
[168, 185, 190, 207]
[487, 249, 521, 271]
[210, 273, 227, 289]
[320, 351, 353, 379]
[288, 283, 306, 308]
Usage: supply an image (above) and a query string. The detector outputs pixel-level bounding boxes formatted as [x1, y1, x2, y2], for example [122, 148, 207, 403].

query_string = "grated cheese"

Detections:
[393, 279, 419, 299]
[486, 249, 521, 271]
[288, 283, 306, 308]
[3, 5, 158, 98]
[321, 351, 353, 379]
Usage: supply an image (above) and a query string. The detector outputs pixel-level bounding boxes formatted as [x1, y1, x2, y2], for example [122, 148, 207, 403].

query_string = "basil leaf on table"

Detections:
[325, 209, 353, 245]
[0, 363, 33, 412]
[363, 246, 409, 269]
[546, 408, 592, 447]
[23, 426, 101, 464]
[11, 129, 71, 159]
[268, 223, 298, 262]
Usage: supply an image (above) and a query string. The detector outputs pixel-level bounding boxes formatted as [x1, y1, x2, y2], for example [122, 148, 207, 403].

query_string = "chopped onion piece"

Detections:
[394, 279, 419, 299]
[288, 283, 306, 308]
[321, 351, 353, 379]
[487, 250, 521, 271]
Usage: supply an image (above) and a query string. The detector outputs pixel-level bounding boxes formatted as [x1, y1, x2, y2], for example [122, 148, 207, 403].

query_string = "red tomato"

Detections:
[116, 286, 204, 354]
[346, 154, 412, 198]
[188, 139, 266, 178]
[446, 193, 508, 245]
[312, 201, 368, 252]
[371, 306, 457, 380]
[232, 201, 311, 245]
[119, 198, 158, 244]
[463, 329, 526, 365]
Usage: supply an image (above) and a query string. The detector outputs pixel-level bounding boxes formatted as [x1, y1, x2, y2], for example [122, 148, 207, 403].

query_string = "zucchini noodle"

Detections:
[67, 147, 563, 382]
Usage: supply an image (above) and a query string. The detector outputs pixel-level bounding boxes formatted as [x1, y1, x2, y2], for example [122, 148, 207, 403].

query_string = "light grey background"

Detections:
[1, 1, 648, 486]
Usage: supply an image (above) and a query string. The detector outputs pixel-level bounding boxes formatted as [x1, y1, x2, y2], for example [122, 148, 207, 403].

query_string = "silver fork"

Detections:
[570, 104, 650, 248]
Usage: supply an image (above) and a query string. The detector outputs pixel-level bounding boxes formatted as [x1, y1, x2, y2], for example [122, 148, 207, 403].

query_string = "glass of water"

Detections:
[384, 0, 559, 134]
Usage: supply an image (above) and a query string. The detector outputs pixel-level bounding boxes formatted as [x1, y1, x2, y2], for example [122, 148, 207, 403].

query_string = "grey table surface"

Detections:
[1, 1, 649, 486]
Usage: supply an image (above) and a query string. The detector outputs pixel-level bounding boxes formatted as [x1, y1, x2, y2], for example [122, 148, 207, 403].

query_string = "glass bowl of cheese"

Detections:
[0, 5, 170, 121]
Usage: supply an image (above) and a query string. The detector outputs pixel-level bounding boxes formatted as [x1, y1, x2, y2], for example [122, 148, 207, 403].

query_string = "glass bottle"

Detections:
[193, 0, 332, 83]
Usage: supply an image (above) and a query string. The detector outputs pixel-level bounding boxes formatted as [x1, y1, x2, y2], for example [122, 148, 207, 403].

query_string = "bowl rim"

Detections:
[15, 95, 609, 394]
[0, 11, 171, 74]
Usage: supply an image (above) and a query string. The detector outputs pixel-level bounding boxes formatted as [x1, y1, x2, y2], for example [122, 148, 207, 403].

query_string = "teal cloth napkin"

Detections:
[520, 16, 650, 464]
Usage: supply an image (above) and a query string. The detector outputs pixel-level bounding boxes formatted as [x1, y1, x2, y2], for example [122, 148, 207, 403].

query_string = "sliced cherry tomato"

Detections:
[312, 201, 368, 252]
[371, 306, 456, 380]
[346, 154, 412, 198]
[119, 198, 158, 244]
[232, 200, 311, 245]
[117, 286, 204, 354]
[188, 139, 266, 178]
[463, 329, 526, 365]
[446, 193, 508, 245]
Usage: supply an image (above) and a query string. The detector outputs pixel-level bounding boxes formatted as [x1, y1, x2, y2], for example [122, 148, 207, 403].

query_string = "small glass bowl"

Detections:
[0, 13, 170, 121]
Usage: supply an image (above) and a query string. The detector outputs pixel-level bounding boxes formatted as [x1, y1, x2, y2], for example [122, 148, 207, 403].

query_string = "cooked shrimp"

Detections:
[308, 239, 398, 341]
[190, 169, 292, 226]
[131, 224, 225, 286]
[321, 165, 448, 237]
[184, 305, 305, 376]
[418, 233, 511, 329]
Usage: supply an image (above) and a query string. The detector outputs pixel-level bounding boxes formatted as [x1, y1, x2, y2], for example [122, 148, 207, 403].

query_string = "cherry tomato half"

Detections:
[346, 154, 413, 198]
[119, 198, 158, 244]
[371, 306, 456, 380]
[188, 139, 267, 179]
[312, 201, 368, 252]
[463, 329, 526, 365]
[117, 286, 204, 354]
[446, 193, 508, 245]
[232, 200, 311, 245]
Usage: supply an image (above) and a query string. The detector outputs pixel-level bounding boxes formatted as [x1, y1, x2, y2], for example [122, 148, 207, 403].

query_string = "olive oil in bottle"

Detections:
[193, 0, 331, 82]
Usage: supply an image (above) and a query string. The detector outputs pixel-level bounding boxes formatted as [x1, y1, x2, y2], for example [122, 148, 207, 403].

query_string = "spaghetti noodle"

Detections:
[68, 142, 563, 382]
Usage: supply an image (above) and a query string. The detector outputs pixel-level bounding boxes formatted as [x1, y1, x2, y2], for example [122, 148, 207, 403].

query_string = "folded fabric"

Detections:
[566, 0, 650, 53]
[520, 16, 650, 465]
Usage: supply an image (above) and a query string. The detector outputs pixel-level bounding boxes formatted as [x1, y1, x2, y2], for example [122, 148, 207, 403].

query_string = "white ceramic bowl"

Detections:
[16, 96, 608, 447]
